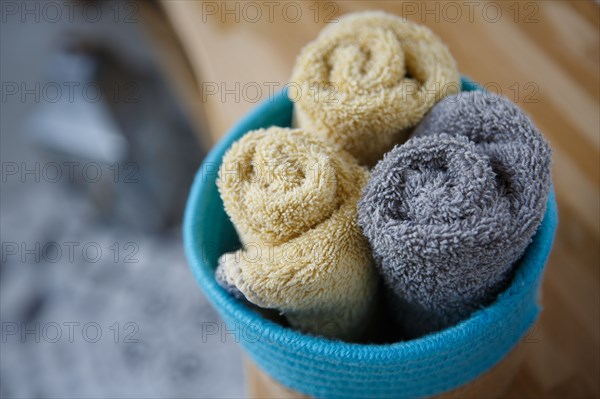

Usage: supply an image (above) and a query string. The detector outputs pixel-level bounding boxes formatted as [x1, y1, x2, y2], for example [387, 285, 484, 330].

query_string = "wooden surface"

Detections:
[159, 1, 600, 397]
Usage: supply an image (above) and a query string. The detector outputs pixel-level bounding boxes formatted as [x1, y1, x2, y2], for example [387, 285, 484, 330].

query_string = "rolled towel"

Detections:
[216, 127, 378, 341]
[358, 92, 552, 338]
[290, 11, 460, 166]
[412, 91, 552, 239]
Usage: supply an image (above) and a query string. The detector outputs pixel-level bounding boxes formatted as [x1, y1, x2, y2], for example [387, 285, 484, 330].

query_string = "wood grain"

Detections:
[160, 1, 600, 397]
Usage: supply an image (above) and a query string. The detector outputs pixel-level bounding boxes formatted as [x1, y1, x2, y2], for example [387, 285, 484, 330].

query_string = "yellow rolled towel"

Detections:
[290, 11, 460, 165]
[216, 127, 378, 341]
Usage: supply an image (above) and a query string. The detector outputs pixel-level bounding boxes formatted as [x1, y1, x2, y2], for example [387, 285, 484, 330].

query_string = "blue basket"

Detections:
[183, 77, 558, 399]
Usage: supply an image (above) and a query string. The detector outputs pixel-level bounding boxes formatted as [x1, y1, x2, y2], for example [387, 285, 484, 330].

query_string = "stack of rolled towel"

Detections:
[214, 11, 552, 342]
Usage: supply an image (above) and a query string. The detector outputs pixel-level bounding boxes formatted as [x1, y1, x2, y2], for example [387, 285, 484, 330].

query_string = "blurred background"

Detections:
[0, 1, 598, 398]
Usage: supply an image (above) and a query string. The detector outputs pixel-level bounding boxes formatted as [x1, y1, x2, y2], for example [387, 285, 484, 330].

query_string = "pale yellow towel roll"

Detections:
[216, 127, 378, 341]
[290, 11, 460, 165]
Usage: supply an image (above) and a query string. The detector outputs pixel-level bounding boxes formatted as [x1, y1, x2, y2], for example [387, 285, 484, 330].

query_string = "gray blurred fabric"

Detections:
[0, 6, 243, 398]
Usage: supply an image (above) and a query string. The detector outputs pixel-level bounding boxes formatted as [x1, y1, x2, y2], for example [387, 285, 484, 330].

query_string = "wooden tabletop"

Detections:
[160, 1, 600, 397]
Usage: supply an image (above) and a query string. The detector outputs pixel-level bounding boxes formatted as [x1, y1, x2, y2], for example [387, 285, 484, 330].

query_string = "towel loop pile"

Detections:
[290, 11, 460, 166]
[216, 127, 378, 341]
[214, 11, 552, 342]
[358, 91, 552, 337]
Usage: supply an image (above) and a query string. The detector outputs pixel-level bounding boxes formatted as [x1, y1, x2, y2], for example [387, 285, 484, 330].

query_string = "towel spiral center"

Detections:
[324, 28, 412, 92]
[222, 130, 343, 243]
[381, 137, 497, 226]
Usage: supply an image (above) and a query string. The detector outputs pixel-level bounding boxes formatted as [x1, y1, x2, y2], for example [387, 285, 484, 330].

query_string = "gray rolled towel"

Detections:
[358, 91, 552, 338]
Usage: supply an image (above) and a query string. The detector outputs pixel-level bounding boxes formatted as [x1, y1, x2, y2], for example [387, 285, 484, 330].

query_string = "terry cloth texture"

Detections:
[215, 127, 378, 341]
[358, 91, 552, 338]
[289, 11, 460, 166]
[183, 87, 558, 399]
